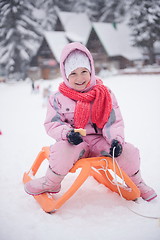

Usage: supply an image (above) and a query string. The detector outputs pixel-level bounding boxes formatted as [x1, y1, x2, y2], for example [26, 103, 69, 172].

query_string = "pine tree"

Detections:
[98, 0, 132, 23]
[0, 0, 42, 80]
[56, 0, 75, 12]
[73, 0, 105, 21]
[30, 0, 58, 31]
[128, 0, 160, 64]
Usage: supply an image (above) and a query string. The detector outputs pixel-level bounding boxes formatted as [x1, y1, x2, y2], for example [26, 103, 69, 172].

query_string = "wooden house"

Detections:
[30, 31, 68, 79]
[29, 11, 91, 80]
[56, 11, 91, 45]
[29, 11, 143, 80]
[86, 22, 142, 72]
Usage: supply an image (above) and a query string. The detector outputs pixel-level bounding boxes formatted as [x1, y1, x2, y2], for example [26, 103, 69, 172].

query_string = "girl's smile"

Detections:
[68, 67, 91, 91]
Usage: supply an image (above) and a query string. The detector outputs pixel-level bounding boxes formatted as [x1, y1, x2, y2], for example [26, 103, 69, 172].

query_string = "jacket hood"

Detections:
[60, 42, 96, 92]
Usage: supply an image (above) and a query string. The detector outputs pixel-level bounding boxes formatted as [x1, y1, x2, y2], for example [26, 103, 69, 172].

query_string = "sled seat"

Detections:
[23, 146, 140, 213]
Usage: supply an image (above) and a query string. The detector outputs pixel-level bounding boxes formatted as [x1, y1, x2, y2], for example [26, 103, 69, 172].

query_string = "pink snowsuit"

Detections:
[44, 42, 140, 177]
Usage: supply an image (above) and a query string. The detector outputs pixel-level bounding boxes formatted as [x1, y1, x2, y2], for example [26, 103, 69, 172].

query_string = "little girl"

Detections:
[25, 42, 157, 201]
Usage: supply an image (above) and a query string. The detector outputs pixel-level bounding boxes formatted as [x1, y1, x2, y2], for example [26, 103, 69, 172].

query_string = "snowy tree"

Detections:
[97, 0, 160, 64]
[30, 0, 58, 31]
[99, 0, 128, 23]
[33, 0, 76, 30]
[128, 0, 160, 64]
[73, 0, 105, 21]
[56, 0, 75, 12]
[0, 0, 42, 80]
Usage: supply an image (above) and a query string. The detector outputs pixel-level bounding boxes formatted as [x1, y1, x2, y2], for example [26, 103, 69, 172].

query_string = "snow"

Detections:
[44, 31, 68, 62]
[57, 11, 91, 45]
[0, 74, 160, 240]
[32, 9, 46, 20]
[93, 22, 142, 60]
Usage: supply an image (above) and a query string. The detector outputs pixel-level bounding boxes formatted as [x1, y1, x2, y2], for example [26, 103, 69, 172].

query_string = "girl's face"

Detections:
[68, 67, 91, 91]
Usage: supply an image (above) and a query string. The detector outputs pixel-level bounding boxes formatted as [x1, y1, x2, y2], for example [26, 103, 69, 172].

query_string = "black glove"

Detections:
[67, 130, 83, 145]
[109, 139, 122, 157]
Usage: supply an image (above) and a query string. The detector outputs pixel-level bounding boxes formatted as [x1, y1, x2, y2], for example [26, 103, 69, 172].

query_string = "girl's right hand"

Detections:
[67, 130, 83, 145]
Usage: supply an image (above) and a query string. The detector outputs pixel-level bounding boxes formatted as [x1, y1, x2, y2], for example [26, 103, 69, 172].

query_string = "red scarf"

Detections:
[59, 79, 112, 129]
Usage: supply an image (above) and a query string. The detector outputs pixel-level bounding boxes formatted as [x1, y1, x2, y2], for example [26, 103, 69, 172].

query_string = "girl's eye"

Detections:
[82, 70, 87, 73]
[70, 72, 76, 76]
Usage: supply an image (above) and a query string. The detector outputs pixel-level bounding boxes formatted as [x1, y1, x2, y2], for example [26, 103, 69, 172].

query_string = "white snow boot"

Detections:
[130, 170, 157, 201]
[24, 167, 64, 195]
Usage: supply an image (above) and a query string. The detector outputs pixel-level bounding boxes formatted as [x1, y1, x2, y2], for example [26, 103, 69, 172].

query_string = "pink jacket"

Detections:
[44, 42, 125, 145]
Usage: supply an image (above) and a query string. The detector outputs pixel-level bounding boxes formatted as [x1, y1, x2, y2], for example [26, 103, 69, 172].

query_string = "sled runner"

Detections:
[23, 146, 140, 213]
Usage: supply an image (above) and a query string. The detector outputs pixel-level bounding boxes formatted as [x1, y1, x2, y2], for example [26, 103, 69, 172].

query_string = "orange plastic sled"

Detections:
[23, 146, 140, 213]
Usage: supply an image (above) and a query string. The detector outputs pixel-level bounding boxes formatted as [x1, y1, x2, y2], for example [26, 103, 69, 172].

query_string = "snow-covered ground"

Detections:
[0, 74, 160, 240]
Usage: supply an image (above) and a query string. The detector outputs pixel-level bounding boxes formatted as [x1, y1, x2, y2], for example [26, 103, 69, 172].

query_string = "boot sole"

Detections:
[24, 185, 60, 196]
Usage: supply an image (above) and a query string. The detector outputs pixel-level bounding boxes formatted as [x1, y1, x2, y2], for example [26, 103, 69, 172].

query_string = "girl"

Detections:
[25, 42, 157, 201]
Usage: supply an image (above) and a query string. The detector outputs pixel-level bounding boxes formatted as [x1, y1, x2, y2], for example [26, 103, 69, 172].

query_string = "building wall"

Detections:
[86, 29, 108, 73]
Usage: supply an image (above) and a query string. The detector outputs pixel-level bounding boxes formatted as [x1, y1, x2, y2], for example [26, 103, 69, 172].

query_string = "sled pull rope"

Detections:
[111, 147, 160, 222]
[97, 158, 125, 189]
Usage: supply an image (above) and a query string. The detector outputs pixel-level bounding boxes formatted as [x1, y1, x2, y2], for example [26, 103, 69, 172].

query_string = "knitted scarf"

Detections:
[59, 79, 112, 129]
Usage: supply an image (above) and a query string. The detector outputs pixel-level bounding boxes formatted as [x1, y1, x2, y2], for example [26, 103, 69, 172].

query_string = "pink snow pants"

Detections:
[49, 135, 140, 176]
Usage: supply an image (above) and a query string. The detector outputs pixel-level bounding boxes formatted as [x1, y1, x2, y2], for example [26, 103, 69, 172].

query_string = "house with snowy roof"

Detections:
[86, 22, 142, 72]
[29, 31, 68, 79]
[29, 11, 143, 80]
[56, 11, 91, 45]
[29, 11, 91, 79]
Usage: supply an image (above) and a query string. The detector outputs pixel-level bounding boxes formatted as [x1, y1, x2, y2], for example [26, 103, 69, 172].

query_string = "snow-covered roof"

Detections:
[57, 11, 91, 45]
[93, 22, 142, 60]
[44, 31, 68, 62]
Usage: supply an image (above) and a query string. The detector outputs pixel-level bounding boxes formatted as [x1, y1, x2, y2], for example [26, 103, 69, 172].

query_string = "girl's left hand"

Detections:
[109, 139, 122, 157]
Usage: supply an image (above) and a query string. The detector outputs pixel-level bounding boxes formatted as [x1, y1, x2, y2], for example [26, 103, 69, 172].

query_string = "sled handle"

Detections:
[74, 128, 86, 136]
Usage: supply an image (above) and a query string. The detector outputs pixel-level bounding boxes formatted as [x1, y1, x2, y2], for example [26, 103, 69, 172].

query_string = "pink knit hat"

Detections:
[64, 50, 91, 78]
[60, 42, 96, 92]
